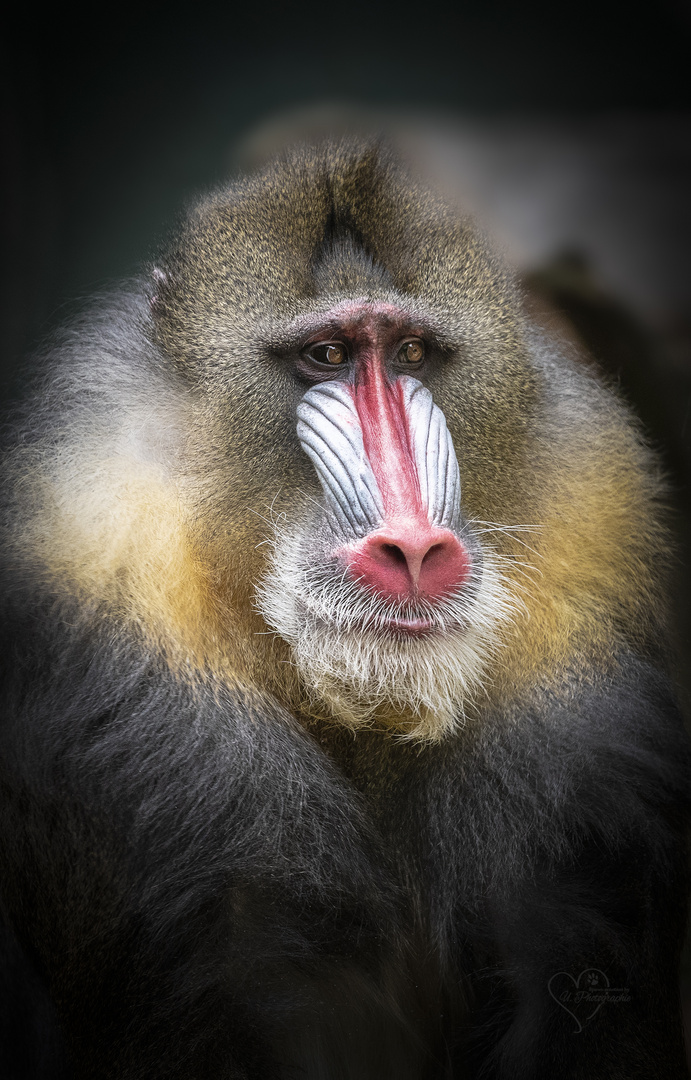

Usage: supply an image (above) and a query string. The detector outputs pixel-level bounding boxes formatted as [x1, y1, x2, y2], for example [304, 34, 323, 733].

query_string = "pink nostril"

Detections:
[380, 543, 408, 566]
[345, 523, 470, 602]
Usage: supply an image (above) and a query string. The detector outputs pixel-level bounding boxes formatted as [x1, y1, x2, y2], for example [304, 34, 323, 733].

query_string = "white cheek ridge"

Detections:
[256, 524, 520, 742]
[402, 377, 461, 530]
[297, 382, 383, 537]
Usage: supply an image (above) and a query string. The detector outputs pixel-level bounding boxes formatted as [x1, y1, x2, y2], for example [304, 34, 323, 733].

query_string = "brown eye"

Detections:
[398, 340, 424, 365]
[304, 342, 348, 366]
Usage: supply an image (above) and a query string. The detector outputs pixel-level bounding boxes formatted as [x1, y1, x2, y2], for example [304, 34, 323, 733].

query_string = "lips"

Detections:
[378, 614, 438, 637]
[298, 559, 461, 639]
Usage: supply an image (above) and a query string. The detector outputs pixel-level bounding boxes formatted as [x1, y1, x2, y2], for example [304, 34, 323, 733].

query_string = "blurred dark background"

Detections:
[3, 0, 691, 1057]
[3, 1, 690, 389]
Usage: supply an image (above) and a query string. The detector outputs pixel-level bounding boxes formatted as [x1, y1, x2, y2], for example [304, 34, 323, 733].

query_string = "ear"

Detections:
[148, 266, 169, 311]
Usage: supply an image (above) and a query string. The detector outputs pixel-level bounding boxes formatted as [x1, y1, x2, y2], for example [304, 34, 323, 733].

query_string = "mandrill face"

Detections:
[256, 297, 518, 739]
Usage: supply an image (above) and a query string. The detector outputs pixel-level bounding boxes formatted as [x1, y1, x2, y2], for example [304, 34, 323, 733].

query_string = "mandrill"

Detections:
[0, 139, 689, 1079]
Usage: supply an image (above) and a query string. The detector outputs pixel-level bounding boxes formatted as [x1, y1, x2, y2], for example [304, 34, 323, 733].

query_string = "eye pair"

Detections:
[302, 339, 425, 369]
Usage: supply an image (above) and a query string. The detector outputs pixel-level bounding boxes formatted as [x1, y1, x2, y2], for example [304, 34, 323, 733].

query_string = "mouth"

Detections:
[377, 613, 438, 637]
[304, 602, 444, 640]
[294, 560, 468, 639]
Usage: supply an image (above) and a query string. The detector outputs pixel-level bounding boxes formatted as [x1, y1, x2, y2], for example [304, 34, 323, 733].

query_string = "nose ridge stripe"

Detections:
[355, 365, 423, 521]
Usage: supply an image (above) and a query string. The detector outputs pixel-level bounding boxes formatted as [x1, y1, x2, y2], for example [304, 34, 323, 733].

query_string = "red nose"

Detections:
[345, 518, 470, 602]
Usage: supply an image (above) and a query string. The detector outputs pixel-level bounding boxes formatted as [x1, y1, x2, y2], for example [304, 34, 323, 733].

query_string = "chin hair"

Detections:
[256, 524, 520, 742]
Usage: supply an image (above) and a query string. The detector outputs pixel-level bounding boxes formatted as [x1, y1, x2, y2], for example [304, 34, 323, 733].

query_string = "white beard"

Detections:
[257, 524, 519, 742]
